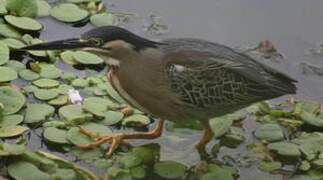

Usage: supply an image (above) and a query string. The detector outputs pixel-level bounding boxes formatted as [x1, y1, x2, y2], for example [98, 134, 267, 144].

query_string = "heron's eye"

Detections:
[90, 38, 103, 46]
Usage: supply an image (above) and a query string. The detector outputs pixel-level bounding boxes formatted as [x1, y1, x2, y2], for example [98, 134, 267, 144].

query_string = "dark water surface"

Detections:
[32, 0, 323, 179]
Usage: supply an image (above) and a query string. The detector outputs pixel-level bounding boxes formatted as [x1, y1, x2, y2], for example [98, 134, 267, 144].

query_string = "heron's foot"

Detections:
[77, 120, 164, 156]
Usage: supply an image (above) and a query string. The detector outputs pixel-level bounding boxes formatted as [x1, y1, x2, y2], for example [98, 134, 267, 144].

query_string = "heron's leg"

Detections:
[196, 126, 214, 149]
[78, 120, 164, 156]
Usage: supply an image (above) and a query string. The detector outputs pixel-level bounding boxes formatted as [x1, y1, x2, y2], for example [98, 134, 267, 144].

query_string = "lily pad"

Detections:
[39, 63, 62, 79]
[19, 69, 40, 81]
[99, 111, 124, 125]
[43, 127, 69, 144]
[24, 103, 55, 123]
[2, 38, 26, 49]
[0, 114, 24, 127]
[254, 123, 284, 141]
[0, 24, 22, 38]
[33, 78, 60, 88]
[267, 142, 301, 157]
[71, 78, 89, 88]
[80, 122, 112, 136]
[0, 42, 9, 65]
[0, 125, 29, 137]
[0, 67, 17, 82]
[258, 161, 282, 172]
[59, 104, 93, 125]
[83, 97, 115, 117]
[4, 15, 42, 31]
[0, 0, 7, 15]
[6, 0, 38, 17]
[154, 161, 186, 179]
[8, 161, 51, 180]
[301, 112, 323, 127]
[36, 0, 51, 17]
[33, 88, 59, 100]
[48, 96, 69, 106]
[294, 101, 321, 114]
[50, 3, 89, 23]
[209, 116, 233, 138]
[6, 60, 26, 71]
[90, 13, 117, 27]
[0, 86, 26, 115]
[122, 114, 151, 127]
[73, 51, 104, 64]
[120, 153, 143, 169]
[201, 171, 234, 180]
[60, 50, 79, 65]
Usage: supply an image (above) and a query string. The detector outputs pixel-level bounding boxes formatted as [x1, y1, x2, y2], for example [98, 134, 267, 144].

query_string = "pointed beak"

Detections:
[20, 38, 93, 51]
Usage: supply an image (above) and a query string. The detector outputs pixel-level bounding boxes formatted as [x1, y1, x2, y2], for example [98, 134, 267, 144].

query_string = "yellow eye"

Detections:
[91, 38, 102, 46]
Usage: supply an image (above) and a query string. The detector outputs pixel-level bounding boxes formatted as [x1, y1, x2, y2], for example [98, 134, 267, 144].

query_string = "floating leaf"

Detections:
[4, 15, 42, 31]
[0, 86, 26, 115]
[0, 0, 7, 15]
[59, 104, 93, 125]
[90, 13, 116, 27]
[1, 38, 25, 49]
[0, 114, 24, 127]
[80, 122, 112, 136]
[66, 127, 93, 146]
[0, 67, 17, 82]
[254, 123, 284, 141]
[267, 142, 301, 157]
[294, 101, 321, 114]
[130, 165, 146, 179]
[33, 88, 59, 100]
[48, 96, 68, 106]
[71, 78, 88, 88]
[209, 116, 233, 138]
[0, 24, 22, 38]
[36, 0, 51, 17]
[33, 78, 60, 88]
[0, 125, 29, 137]
[99, 111, 124, 125]
[18, 69, 40, 81]
[154, 161, 186, 179]
[8, 161, 51, 180]
[258, 161, 282, 172]
[201, 171, 234, 180]
[6, 60, 26, 71]
[50, 3, 89, 23]
[83, 97, 115, 117]
[60, 50, 78, 65]
[39, 63, 62, 79]
[67, 0, 101, 3]
[43, 127, 69, 144]
[122, 114, 151, 127]
[0, 42, 9, 65]
[301, 112, 323, 127]
[120, 153, 143, 169]
[24, 103, 55, 123]
[6, 0, 38, 17]
[73, 51, 104, 64]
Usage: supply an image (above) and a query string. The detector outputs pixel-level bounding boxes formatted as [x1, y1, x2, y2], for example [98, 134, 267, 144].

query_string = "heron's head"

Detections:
[21, 26, 161, 59]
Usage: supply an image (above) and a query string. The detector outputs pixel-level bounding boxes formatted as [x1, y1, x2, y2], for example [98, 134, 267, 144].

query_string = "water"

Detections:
[31, 0, 323, 179]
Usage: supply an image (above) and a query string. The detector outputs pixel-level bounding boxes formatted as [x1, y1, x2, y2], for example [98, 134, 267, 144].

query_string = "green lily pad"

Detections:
[43, 127, 69, 144]
[23, 85, 38, 93]
[301, 112, 323, 127]
[4, 15, 42, 31]
[254, 123, 284, 141]
[1, 38, 26, 49]
[122, 114, 151, 127]
[8, 161, 51, 180]
[6, 0, 38, 17]
[33, 78, 60, 88]
[33, 88, 59, 100]
[60, 50, 79, 65]
[0, 24, 22, 38]
[0, 0, 7, 15]
[48, 96, 69, 106]
[19, 69, 40, 81]
[57, 84, 73, 94]
[36, 0, 51, 17]
[90, 13, 117, 27]
[99, 82, 125, 103]
[59, 104, 93, 125]
[258, 161, 282, 172]
[209, 116, 233, 138]
[0, 114, 24, 127]
[50, 3, 89, 23]
[67, 0, 101, 3]
[67, 123, 112, 146]
[201, 171, 234, 180]
[132, 146, 155, 164]
[24, 103, 55, 123]
[73, 51, 104, 64]
[61, 72, 77, 82]
[0, 67, 17, 82]
[0, 125, 29, 137]
[294, 101, 321, 114]
[120, 153, 143, 169]
[0, 86, 26, 115]
[99, 111, 124, 125]
[83, 97, 115, 117]
[267, 142, 301, 157]
[6, 60, 26, 71]
[154, 161, 186, 179]
[130, 166, 146, 179]
[0, 42, 9, 65]
[39, 64, 62, 79]
[71, 78, 89, 88]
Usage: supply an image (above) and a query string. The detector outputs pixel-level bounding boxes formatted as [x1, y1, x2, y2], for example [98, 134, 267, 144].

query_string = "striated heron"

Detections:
[21, 26, 297, 156]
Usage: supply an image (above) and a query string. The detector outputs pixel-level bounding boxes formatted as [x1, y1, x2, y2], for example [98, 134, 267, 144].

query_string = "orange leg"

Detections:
[78, 120, 164, 156]
[196, 126, 214, 149]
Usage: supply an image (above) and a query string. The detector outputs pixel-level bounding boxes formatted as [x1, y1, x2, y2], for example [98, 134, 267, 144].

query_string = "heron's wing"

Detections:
[164, 49, 296, 108]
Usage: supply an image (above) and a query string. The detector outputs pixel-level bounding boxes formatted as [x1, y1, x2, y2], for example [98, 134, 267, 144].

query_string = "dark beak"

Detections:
[20, 38, 93, 51]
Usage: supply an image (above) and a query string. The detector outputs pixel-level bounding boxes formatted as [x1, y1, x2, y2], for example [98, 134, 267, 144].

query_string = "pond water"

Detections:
[25, 0, 323, 179]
